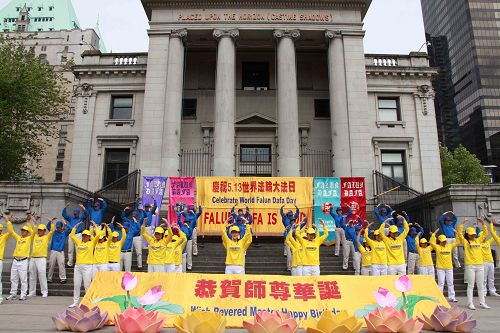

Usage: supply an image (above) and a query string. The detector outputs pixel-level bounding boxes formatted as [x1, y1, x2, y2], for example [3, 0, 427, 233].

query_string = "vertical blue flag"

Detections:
[313, 177, 341, 243]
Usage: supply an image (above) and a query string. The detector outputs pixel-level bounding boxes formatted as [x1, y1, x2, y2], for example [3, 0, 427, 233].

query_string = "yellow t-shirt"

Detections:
[70, 228, 99, 265]
[429, 234, 459, 270]
[93, 239, 111, 264]
[491, 223, 500, 251]
[481, 238, 494, 263]
[358, 243, 372, 267]
[364, 226, 387, 265]
[381, 219, 409, 265]
[222, 224, 252, 266]
[108, 228, 126, 263]
[458, 224, 485, 265]
[174, 231, 187, 266]
[0, 229, 12, 260]
[7, 221, 35, 258]
[297, 227, 328, 266]
[142, 226, 172, 265]
[31, 226, 55, 258]
[165, 232, 185, 265]
[415, 236, 434, 267]
[286, 231, 304, 267]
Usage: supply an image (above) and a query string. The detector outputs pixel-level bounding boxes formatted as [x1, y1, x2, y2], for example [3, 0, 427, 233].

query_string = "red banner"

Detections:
[168, 177, 196, 225]
[340, 177, 366, 225]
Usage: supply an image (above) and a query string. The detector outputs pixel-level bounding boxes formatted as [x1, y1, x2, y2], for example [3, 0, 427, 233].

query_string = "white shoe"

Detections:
[6, 295, 16, 301]
[27, 293, 35, 298]
[449, 298, 458, 303]
[468, 303, 476, 310]
[0, 299, 3, 304]
[68, 302, 78, 308]
[479, 303, 491, 309]
[490, 292, 500, 297]
[42, 294, 48, 298]
[19, 296, 26, 301]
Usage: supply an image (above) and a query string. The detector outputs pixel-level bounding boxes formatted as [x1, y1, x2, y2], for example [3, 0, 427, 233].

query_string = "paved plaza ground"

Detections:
[0, 296, 499, 332]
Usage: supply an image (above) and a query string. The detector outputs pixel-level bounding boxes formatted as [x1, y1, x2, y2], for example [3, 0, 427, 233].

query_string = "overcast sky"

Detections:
[0, 0, 426, 54]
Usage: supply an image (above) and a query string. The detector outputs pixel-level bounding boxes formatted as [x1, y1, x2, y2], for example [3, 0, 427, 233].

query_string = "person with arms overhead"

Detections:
[0, 215, 13, 304]
[297, 219, 329, 276]
[47, 220, 71, 284]
[221, 217, 252, 274]
[329, 205, 351, 257]
[62, 203, 88, 267]
[439, 211, 460, 268]
[380, 215, 409, 275]
[28, 218, 56, 298]
[142, 218, 173, 273]
[364, 222, 388, 276]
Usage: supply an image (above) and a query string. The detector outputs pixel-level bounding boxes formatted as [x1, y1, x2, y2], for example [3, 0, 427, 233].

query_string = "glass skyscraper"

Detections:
[421, 0, 500, 178]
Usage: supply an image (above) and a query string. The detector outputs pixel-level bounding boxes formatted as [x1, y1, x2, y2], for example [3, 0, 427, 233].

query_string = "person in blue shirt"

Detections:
[280, 204, 299, 262]
[181, 205, 202, 260]
[439, 211, 460, 268]
[62, 203, 88, 267]
[122, 208, 145, 269]
[119, 220, 140, 272]
[341, 216, 363, 272]
[375, 204, 393, 224]
[47, 220, 71, 284]
[85, 197, 107, 225]
[177, 211, 197, 271]
[230, 205, 253, 224]
[330, 206, 351, 257]
[406, 223, 424, 274]
[136, 197, 158, 236]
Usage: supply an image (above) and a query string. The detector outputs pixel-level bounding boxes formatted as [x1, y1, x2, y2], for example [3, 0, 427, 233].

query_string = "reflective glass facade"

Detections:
[421, 0, 500, 177]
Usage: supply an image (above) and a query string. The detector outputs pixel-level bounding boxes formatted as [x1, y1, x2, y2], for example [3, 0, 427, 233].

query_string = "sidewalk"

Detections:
[0, 296, 499, 332]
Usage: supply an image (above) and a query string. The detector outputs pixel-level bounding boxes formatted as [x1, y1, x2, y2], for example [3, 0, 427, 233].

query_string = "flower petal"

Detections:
[395, 275, 412, 293]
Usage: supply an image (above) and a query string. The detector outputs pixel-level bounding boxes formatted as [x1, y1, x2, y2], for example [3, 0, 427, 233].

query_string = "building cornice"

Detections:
[366, 67, 438, 79]
[74, 65, 147, 78]
[141, 0, 371, 19]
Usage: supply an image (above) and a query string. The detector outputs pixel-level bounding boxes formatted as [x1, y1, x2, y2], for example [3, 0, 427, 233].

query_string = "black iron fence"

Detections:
[300, 148, 333, 177]
[180, 145, 214, 176]
[96, 169, 140, 206]
[236, 152, 275, 176]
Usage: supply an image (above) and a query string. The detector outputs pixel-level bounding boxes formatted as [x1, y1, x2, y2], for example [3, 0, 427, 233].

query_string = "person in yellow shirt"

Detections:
[174, 228, 188, 273]
[457, 219, 489, 310]
[429, 229, 459, 303]
[69, 222, 99, 308]
[356, 230, 372, 276]
[0, 216, 13, 304]
[164, 223, 186, 273]
[142, 218, 173, 273]
[297, 219, 328, 276]
[286, 225, 305, 276]
[481, 222, 499, 297]
[380, 216, 409, 275]
[364, 222, 388, 276]
[6, 217, 35, 301]
[108, 222, 126, 272]
[92, 221, 112, 278]
[490, 222, 500, 294]
[415, 234, 434, 277]
[28, 219, 55, 298]
[222, 218, 252, 274]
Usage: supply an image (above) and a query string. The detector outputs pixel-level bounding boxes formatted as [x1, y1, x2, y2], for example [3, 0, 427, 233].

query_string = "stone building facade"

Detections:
[69, 0, 443, 199]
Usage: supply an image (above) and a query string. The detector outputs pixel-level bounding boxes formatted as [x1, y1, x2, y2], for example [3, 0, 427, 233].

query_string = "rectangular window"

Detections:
[41, 46, 47, 52]
[103, 148, 130, 186]
[242, 62, 269, 90]
[56, 161, 64, 170]
[58, 138, 66, 146]
[314, 99, 330, 118]
[239, 145, 272, 176]
[61, 55, 67, 62]
[55, 173, 62, 182]
[110, 96, 133, 119]
[63, 46, 69, 52]
[60, 125, 68, 134]
[182, 99, 197, 119]
[377, 97, 401, 122]
[57, 148, 65, 158]
[381, 150, 407, 184]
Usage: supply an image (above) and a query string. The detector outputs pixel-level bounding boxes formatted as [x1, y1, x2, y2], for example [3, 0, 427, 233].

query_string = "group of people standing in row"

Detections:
[1, 198, 499, 312]
[0, 196, 202, 308]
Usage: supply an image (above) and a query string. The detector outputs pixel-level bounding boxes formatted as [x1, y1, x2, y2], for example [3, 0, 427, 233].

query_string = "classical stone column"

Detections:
[161, 29, 187, 176]
[213, 29, 238, 176]
[326, 30, 352, 176]
[274, 29, 301, 177]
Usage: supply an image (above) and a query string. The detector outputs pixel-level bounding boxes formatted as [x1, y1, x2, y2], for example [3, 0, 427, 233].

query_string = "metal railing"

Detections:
[96, 169, 140, 206]
[180, 146, 214, 176]
[300, 148, 333, 177]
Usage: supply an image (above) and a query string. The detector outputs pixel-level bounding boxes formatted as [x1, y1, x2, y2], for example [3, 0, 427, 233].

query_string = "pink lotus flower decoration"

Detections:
[114, 307, 164, 333]
[52, 304, 108, 332]
[139, 285, 165, 306]
[418, 305, 476, 332]
[243, 311, 299, 333]
[395, 275, 412, 293]
[365, 307, 423, 333]
[374, 288, 398, 308]
[121, 272, 138, 291]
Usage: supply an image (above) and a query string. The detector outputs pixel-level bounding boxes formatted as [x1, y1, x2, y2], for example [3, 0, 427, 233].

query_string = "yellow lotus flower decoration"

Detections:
[173, 310, 226, 333]
[303, 311, 363, 333]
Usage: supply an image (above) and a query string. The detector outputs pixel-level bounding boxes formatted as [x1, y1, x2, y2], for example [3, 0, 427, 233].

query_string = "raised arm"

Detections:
[477, 219, 488, 243]
[62, 205, 71, 221]
[364, 224, 375, 248]
[221, 218, 231, 247]
[490, 223, 500, 243]
[293, 205, 300, 220]
[397, 217, 410, 240]
[6, 220, 20, 240]
[318, 219, 329, 243]
[196, 206, 202, 218]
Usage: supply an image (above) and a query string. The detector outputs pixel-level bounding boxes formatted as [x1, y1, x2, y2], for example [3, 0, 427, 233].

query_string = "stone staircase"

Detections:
[2, 237, 500, 298]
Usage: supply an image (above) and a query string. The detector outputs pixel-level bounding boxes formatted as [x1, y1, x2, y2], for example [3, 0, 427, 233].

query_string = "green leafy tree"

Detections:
[440, 144, 490, 186]
[0, 35, 69, 180]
